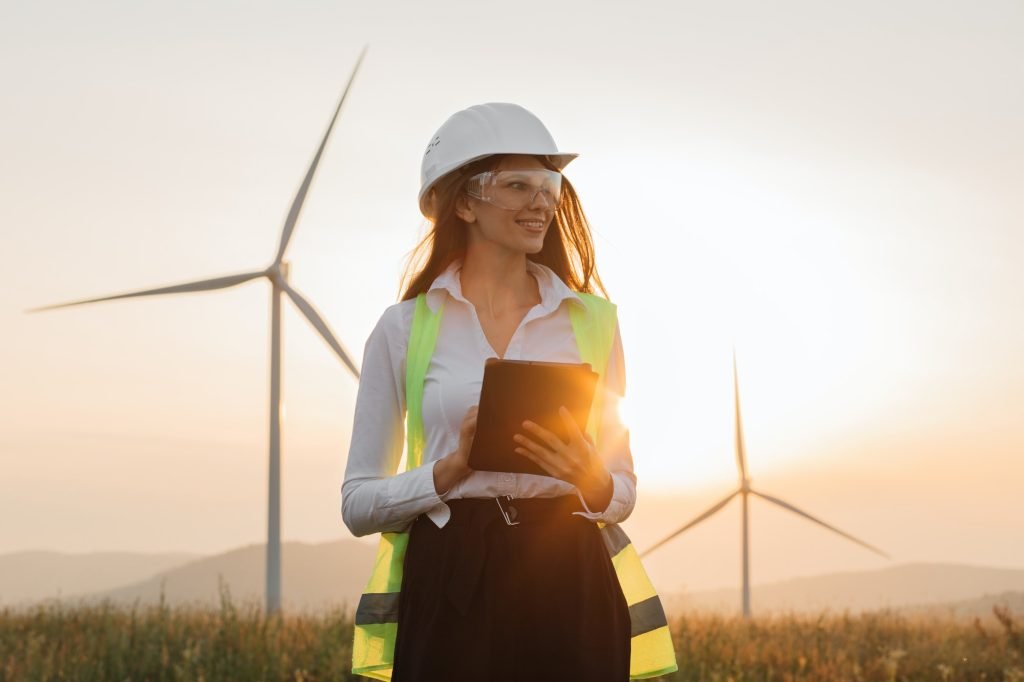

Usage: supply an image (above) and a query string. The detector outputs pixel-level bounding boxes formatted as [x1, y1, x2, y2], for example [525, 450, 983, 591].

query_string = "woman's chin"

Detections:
[524, 239, 545, 254]
[498, 231, 546, 254]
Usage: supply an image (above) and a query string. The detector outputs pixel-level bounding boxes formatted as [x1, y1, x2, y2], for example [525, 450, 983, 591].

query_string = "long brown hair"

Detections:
[398, 154, 609, 302]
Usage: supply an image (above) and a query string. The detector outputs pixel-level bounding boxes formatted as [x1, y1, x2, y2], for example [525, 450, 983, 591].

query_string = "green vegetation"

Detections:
[2, 582, 1021, 681]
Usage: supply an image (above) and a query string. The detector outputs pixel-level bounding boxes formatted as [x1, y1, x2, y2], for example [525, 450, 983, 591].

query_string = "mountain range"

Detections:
[3, 541, 1022, 624]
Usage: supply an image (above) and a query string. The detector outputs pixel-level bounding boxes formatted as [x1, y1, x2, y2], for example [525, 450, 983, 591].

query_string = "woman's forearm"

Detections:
[342, 461, 451, 537]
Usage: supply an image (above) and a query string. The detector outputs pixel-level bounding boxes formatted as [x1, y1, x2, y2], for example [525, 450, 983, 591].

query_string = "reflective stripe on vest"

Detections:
[351, 292, 678, 680]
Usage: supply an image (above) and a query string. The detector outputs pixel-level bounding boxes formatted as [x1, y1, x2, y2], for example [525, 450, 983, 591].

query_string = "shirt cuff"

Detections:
[382, 458, 453, 529]
[425, 501, 452, 528]
[383, 459, 446, 516]
[573, 472, 628, 523]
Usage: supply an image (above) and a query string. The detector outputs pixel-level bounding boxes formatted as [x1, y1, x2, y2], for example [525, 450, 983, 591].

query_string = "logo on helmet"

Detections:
[424, 136, 441, 156]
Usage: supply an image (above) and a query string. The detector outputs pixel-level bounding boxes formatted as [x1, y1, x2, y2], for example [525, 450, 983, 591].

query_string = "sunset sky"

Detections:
[2, 0, 1021, 594]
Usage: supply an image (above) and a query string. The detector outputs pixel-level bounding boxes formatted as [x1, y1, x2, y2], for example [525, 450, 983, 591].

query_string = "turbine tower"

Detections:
[640, 349, 890, 618]
[25, 46, 369, 615]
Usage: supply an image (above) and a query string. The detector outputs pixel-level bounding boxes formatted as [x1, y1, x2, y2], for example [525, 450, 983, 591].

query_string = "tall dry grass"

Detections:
[1, 581, 351, 681]
[2, 582, 1021, 681]
[656, 604, 1023, 681]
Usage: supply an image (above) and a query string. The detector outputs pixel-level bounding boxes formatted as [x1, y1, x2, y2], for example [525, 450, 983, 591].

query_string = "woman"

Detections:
[342, 103, 675, 681]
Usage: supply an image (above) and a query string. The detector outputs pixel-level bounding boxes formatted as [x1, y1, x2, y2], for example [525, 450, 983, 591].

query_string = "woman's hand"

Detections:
[433, 405, 477, 496]
[513, 406, 614, 513]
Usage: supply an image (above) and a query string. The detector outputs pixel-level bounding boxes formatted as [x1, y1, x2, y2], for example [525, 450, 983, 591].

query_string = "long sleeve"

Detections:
[573, 318, 638, 525]
[341, 304, 447, 537]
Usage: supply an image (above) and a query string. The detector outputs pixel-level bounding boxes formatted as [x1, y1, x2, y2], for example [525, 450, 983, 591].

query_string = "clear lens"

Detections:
[465, 169, 563, 211]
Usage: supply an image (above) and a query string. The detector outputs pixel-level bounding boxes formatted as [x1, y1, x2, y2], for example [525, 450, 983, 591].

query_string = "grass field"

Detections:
[3, 584, 1022, 681]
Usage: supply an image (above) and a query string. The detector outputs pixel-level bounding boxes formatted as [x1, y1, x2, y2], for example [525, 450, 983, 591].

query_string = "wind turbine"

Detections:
[640, 349, 890, 618]
[25, 46, 369, 615]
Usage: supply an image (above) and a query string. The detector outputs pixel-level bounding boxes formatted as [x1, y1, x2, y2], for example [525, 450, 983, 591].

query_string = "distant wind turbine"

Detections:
[25, 45, 369, 615]
[640, 349, 890, 618]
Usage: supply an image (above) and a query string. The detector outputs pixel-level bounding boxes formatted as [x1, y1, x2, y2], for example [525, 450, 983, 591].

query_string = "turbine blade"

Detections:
[733, 347, 749, 482]
[24, 270, 266, 313]
[274, 45, 368, 265]
[749, 489, 890, 559]
[639, 489, 740, 558]
[281, 281, 360, 379]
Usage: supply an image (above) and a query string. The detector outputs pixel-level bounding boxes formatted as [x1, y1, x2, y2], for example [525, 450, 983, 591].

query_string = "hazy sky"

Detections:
[2, 0, 1022, 593]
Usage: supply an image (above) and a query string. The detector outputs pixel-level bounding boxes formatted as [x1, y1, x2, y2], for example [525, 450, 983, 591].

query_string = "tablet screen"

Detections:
[468, 358, 599, 477]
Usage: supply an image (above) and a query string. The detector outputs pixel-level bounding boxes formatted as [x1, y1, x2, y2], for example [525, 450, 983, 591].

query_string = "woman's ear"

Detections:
[455, 194, 477, 223]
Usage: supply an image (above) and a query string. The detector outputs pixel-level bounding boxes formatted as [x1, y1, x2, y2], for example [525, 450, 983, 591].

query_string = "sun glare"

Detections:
[615, 392, 632, 432]
[572, 147, 905, 491]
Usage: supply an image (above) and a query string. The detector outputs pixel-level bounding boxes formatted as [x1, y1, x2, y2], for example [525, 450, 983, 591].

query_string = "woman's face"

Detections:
[457, 154, 557, 255]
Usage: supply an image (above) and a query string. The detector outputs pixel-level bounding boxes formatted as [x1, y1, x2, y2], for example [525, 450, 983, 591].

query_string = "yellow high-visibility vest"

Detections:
[351, 291, 678, 680]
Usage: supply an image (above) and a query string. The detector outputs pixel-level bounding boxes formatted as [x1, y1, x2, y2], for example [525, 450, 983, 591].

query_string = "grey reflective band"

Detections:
[600, 523, 630, 557]
[629, 595, 669, 638]
[355, 592, 400, 625]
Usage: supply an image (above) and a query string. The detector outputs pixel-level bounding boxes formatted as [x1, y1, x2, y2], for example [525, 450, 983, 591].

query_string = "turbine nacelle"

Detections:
[264, 261, 290, 287]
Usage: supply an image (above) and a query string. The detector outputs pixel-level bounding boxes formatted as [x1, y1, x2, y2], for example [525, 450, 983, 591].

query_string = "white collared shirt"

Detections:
[340, 258, 636, 537]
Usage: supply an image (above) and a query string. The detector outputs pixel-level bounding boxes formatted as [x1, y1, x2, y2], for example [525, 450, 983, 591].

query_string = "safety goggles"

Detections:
[464, 169, 563, 211]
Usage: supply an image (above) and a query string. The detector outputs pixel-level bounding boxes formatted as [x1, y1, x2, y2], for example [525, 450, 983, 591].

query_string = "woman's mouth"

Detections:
[516, 219, 545, 232]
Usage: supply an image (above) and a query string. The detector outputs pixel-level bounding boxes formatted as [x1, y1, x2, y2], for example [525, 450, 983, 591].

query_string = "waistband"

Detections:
[445, 494, 586, 525]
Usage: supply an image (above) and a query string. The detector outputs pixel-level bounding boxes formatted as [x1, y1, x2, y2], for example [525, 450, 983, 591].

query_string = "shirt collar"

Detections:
[425, 258, 585, 314]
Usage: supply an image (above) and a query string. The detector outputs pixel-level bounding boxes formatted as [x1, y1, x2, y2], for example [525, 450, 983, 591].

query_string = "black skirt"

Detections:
[390, 495, 631, 682]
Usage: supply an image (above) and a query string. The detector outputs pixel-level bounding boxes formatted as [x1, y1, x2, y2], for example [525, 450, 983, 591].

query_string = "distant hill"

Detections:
[48, 540, 378, 614]
[899, 590, 1024, 623]
[665, 562, 1024, 621]
[0, 550, 200, 607]
[7, 542, 1024, 623]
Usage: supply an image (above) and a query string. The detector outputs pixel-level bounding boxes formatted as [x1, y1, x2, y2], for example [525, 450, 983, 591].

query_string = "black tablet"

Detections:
[468, 358, 599, 477]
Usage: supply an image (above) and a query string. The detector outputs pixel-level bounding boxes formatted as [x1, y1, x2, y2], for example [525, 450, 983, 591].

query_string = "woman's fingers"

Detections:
[513, 430, 552, 460]
[514, 411, 596, 484]
[513, 432, 571, 478]
[463, 405, 478, 428]
[520, 419, 566, 452]
[514, 445, 560, 478]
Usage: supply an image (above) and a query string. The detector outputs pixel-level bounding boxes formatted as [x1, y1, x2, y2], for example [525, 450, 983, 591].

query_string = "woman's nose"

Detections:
[529, 189, 554, 208]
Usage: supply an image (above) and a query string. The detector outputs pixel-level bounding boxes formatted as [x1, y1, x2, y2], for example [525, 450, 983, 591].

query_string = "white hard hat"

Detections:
[418, 102, 577, 218]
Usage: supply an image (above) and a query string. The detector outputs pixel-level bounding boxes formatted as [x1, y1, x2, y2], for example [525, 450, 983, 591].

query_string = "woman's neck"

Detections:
[459, 245, 540, 319]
